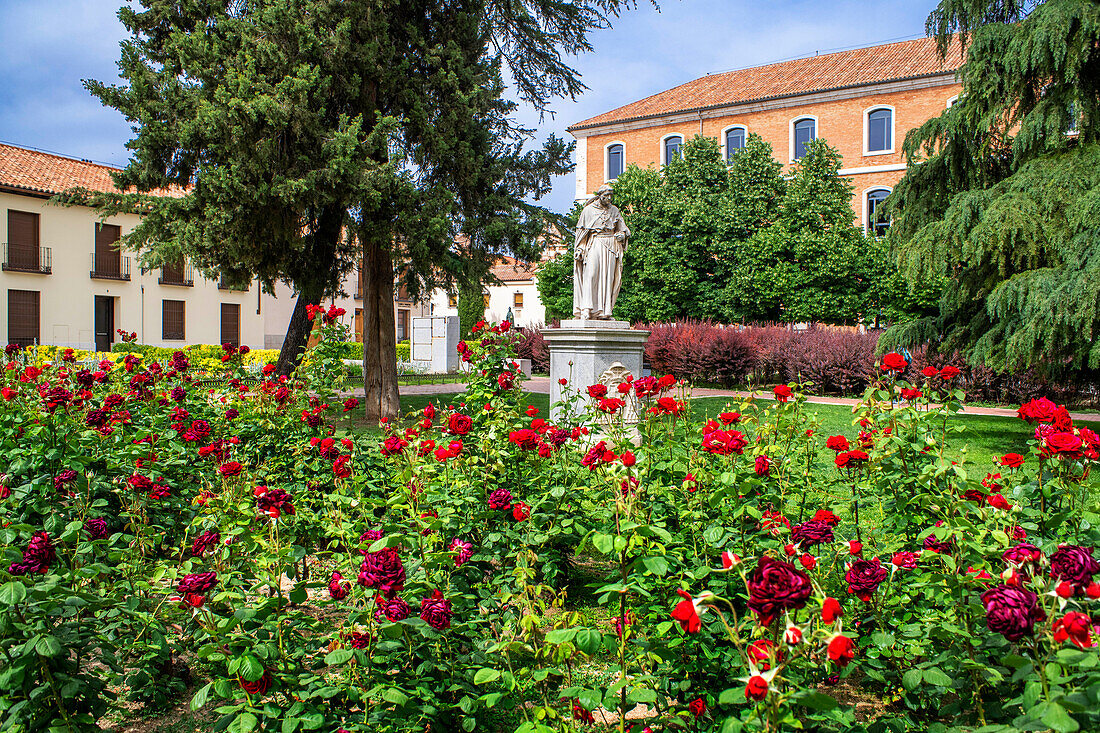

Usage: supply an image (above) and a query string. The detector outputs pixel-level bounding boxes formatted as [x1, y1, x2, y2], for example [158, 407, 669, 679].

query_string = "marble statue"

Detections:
[573, 183, 629, 320]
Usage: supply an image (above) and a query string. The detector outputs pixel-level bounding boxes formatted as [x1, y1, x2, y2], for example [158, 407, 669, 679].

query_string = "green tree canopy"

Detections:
[884, 0, 1100, 373]
[80, 0, 642, 419]
[540, 134, 924, 324]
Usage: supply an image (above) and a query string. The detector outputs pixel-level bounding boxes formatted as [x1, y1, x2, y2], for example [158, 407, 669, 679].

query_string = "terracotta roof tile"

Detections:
[0, 142, 185, 198]
[490, 256, 539, 283]
[569, 36, 964, 131]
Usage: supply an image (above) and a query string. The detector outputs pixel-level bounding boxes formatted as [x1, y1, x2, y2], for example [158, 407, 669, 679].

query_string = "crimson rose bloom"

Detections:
[218, 461, 242, 477]
[420, 589, 453, 630]
[981, 584, 1045, 641]
[512, 502, 531, 521]
[813, 509, 841, 527]
[845, 558, 889, 601]
[256, 486, 295, 516]
[447, 413, 472, 435]
[825, 435, 850, 452]
[790, 520, 834, 548]
[891, 551, 919, 569]
[449, 538, 473, 567]
[177, 571, 218, 595]
[881, 352, 908, 372]
[8, 531, 56, 575]
[827, 634, 856, 666]
[688, 697, 707, 718]
[773, 384, 793, 402]
[586, 384, 608, 399]
[328, 571, 350, 600]
[746, 556, 813, 623]
[1045, 431, 1083, 457]
[1017, 397, 1057, 423]
[745, 675, 768, 701]
[509, 429, 541, 450]
[488, 488, 513, 511]
[240, 670, 273, 696]
[754, 455, 771, 476]
[191, 530, 220, 557]
[358, 548, 406, 597]
[375, 594, 411, 622]
[85, 518, 109, 540]
[1000, 453, 1025, 468]
[1050, 545, 1100, 590]
[1052, 612, 1093, 649]
[1003, 542, 1043, 569]
[939, 365, 961, 379]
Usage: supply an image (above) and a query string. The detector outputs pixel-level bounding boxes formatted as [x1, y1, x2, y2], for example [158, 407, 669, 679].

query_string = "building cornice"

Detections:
[569, 72, 958, 138]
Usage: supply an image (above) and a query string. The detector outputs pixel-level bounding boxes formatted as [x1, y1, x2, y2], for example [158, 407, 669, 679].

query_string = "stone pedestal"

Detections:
[543, 321, 650, 423]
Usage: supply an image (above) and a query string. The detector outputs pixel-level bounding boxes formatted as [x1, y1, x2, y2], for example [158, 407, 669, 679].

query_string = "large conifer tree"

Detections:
[885, 0, 1100, 372]
[82, 0, 640, 419]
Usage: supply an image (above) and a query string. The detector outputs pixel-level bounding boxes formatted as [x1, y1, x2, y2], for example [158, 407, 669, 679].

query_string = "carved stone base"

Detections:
[543, 324, 650, 426]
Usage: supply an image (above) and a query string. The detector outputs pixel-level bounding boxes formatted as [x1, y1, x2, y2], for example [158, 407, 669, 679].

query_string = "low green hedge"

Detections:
[109, 341, 411, 369]
[330, 341, 410, 361]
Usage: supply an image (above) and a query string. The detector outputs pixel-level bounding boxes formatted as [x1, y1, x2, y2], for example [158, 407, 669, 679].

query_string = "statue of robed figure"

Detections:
[573, 184, 630, 320]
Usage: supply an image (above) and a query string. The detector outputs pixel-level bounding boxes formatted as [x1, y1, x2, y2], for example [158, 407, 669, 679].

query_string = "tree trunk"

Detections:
[274, 206, 342, 376]
[275, 285, 324, 375]
[361, 231, 400, 422]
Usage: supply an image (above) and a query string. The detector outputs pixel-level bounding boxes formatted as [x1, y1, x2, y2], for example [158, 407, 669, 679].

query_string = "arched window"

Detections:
[662, 135, 683, 165]
[866, 188, 891, 236]
[946, 95, 960, 109]
[724, 126, 746, 161]
[792, 117, 816, 160]
[865, 107, 893, 153]
[606, 143, 624, 180]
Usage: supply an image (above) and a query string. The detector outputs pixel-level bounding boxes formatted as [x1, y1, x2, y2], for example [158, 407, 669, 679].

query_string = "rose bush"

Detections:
[2, 322, 1100, 733]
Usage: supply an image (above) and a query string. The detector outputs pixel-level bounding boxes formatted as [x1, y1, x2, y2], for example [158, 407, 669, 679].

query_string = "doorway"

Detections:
[94, 296, 115, 352]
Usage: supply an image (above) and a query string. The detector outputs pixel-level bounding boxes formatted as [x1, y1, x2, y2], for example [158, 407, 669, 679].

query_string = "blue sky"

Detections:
[0, 0, 938, 215]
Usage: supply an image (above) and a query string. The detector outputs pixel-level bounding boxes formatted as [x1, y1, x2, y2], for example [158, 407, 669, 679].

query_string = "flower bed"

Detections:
[1, 315, 1099, 733]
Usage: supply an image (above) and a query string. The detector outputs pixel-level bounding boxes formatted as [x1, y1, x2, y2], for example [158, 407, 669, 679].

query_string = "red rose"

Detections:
[218, 461, 242, 477]
[240, 670, 273, 696]
[620, 451, 636, 467]
[900, 388, 922, 401]
[688, 697, 707, 718]
[754, 455, 771, 476]
[447, 413, 472, 436]
[719, 411, 741, 424]
[745, 675, 768, 701]
[671, 589, 709, 633]
[525, 405, 539, 417]
[1000, 453, 1025, 468]
[1045, 431, 1083, 457]
[586, 384, 608, 399]
[825, 435, 850, 453]
[1052, 612, 1093, 649]
[773, 384, 793, 402]
[939, 365, 961, 379]
[988, 493, 1012, 510]
[1017, 397, 1057, 424]
[821, 596, 843, 623]
[512, 502, 530, 521]
[827, 634, 856, 667]
[921, 366, 938, 378]
[880, 352, 907, 372]
[813, 509, 841, 526]
[746, 556, 813, 623]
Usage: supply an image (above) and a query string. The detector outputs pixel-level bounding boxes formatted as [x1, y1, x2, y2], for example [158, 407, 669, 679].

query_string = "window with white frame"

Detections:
[606, 143, 624, 180]
[662, 135, 683, 165]
[792, 117, 816, 160]
[866, 188, 891, 236]
[724, 126, 746, 161]
[865, 107, 893, 153]
[946, 95, 960, 109]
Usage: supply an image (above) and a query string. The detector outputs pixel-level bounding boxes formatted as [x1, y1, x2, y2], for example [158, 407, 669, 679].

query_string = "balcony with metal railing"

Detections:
[159, 262, 194, 287]
[2, 244, 51, 274]
[90, 253, 131, 280]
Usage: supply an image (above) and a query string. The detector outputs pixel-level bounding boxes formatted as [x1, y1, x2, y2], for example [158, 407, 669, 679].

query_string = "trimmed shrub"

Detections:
[514, 327, 549, 373]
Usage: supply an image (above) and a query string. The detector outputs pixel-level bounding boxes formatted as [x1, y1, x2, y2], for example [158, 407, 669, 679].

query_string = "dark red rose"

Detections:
[586, 384, 608, 399]
[1052, 612, 1093, 649]
[1000, 453, 1025, 468]
[420, 589, 453, 630]
[825, 435, 850, 452]
[488, 488, 513, 511]
[688, 697, 707, 718]
[1050, 545, 1100, 590]
[923, 532, 955, 554]
[813, 509, 841, 527]
[845, 558, 888, 601]
[177, 571, 218, 595]
[358, 548, 406, 597]
[827, 634, 857, 666]
[191, 530, 220, 557]
[509, 429, 541, 450]
[745, 675, 769, 701]
[1045, 431, 1083, 457]
[375, 594, 411, 622]
[447, 413, 472, 436]
[512, 502, 530, 521]
[773, 384, 793, 402]
[218, 461, 242, 477]
[328, 572, 350, 600]
[980, 584, 1045, 641]
[939, 365, 961, 379]
[746, 556, 813, 624]
[240, 670, 273, 696]
[891, 551, 919, 569]
[8, 531, 56, 575]
[790, 520, 834, 548]
[256, 487, 295, 517]
[84, 519, 109, 540]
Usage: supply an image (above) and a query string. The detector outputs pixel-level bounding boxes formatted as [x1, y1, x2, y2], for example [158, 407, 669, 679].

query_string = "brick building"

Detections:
[568, 36, 965, 233]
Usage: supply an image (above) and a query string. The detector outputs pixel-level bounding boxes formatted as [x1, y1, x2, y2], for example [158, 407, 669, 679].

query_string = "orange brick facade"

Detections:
[568, 38, 964, 231]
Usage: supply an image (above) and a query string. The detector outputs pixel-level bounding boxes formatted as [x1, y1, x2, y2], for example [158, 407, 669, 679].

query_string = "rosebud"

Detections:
[784, 625, 803, 645]
[848, 540, 863, 555]
[822, 597, 843, 624]
[784, 543, 796, 557]
[799, 553, 816, 571]
[720, 550, 741, 569]
[1087, 582, 1100, 600]
[1002, 567, 1021, 587]
[745, 675, 768, 701]
[1057, 581, 1075, 599]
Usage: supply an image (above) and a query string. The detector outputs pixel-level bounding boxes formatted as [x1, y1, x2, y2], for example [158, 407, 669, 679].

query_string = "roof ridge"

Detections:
[703, 34, 931, 78]
[0, 140, 124, 173]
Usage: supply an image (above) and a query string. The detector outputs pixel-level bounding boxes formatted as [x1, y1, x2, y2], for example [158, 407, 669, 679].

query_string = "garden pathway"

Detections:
[398, 377, 1098, 422]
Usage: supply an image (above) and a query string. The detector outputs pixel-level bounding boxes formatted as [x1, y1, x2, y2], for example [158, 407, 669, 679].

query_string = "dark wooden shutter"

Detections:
[94, 223, 121, 276]
[162, 300, 185, 340]
[7, 290, 40, 347]
[162, 257, 185, 284]
[7, 211, 39, 269]
[220, 303, 240, 348]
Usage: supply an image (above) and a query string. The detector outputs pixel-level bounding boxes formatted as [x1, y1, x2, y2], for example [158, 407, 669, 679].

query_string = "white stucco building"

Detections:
[0, 143, 264, 351]
[428, 257, 547, 328]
